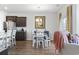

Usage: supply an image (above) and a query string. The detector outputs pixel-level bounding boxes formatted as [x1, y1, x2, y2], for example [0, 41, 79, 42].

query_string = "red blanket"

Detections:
[54, 31, 64, 52]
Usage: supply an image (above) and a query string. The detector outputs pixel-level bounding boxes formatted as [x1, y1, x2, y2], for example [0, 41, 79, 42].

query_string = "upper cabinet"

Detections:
[16, 17, 26, 27]
[6, 16, 17, 22]
[6, 16, 26, 27]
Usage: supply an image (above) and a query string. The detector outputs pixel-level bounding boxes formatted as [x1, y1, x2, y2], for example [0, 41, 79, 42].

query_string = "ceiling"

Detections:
[0, 4, 66, 13]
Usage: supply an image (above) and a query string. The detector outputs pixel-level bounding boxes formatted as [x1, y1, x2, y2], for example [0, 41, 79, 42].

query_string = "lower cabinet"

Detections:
[16, 31, 26, 41]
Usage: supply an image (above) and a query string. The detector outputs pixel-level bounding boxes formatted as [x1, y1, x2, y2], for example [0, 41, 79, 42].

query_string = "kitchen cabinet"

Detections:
[16, 31, 26, 41]
[6, 16, 17, 22]
[16, 17, 26, 27]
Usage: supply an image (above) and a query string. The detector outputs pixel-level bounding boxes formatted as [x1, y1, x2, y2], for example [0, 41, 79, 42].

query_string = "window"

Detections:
[60, 17, 67, 32]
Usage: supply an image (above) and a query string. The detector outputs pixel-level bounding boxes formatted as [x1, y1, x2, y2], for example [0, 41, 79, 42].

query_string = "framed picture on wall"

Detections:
[35, 16, 45, 29]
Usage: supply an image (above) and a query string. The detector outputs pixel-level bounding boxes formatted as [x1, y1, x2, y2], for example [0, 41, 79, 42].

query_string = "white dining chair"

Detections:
[44, 31, 51, 47]
[36, 32, 45, 48]
[0, 30, 7, 49]
[3, 33, 7, 48]
[44, 35, 51, 47]
[32, 34, 37, 47]
[32, 29, 37, 47]
[12, 30, 16, 47]
[6, 30, 12, 47]
[0, 39, 4, 49]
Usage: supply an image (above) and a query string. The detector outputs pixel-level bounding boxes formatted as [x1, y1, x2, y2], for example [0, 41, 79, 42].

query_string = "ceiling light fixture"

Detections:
[37, 6, 40, 8]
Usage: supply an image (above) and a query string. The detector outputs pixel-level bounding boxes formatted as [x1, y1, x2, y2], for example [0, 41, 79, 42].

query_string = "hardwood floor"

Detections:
[8, 40, 79, 55]
[8, 40, 56, 55]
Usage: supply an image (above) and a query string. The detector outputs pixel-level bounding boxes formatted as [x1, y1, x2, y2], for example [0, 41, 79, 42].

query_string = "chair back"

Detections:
[12, 30, 16, 38]
[44, 31, 49, 37]
[12, 30, 16, 35]
[32, 29, 37, 35]
[7, 30, 12, 37]
[0, 30, 5, 38]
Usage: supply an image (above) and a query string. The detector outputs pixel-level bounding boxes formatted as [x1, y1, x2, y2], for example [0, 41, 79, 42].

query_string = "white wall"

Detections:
[72, 4, 76, 34]
[7, 12, 57, 40]
[57, 4, 76, 34]
[76, 4, 79, 35]
[0, 10, 6, 32]
[57, 5, 68, 30]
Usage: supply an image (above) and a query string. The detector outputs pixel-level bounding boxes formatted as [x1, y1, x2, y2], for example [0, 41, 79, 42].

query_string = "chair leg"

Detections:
[45, 41, 48, 47]
[47, 41, 48, 47]
[44, 41, 46, 47]
[36, 41, 38, 48]
[42, 40, 44, 48]
[32, 40, 35, 47]
[14, 39, 16, 46]
[12, 39, 16, 47]
[11, 40, 13, 47]
[38, 40, 40, 47]
[48, 41, 51, 47]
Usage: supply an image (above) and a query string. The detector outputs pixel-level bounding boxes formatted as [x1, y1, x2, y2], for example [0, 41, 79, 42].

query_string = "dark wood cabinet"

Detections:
[6, 16, 26, 27]
[16, 17, 26, 27]
[6, 16, 17, 22]
[6, 16, 27, 41]
[16, 31, 26, 41]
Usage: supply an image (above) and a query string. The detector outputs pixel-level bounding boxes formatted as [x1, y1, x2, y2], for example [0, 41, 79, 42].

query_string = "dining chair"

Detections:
[44, 31, 51, 47]
[36, 32, 45, 48]
[0, 31, 7, 48]
[6, 30, 12, 47]
[3, 33, 7, 48]
[32, 29, 37, 47]
[0, 37, 5, 49]
[12, 30, 16, 47]
[0, 39, 4, 49]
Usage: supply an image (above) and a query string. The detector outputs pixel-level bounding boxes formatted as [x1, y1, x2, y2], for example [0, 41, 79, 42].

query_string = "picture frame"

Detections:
[35, 16, 45, 29]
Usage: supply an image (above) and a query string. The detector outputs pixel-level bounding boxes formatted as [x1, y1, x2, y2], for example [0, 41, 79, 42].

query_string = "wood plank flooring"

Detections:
[8, 40, 56, 55]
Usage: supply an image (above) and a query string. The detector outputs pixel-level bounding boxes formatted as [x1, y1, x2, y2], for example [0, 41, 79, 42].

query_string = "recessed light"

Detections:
[37, 6, 40, 8]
